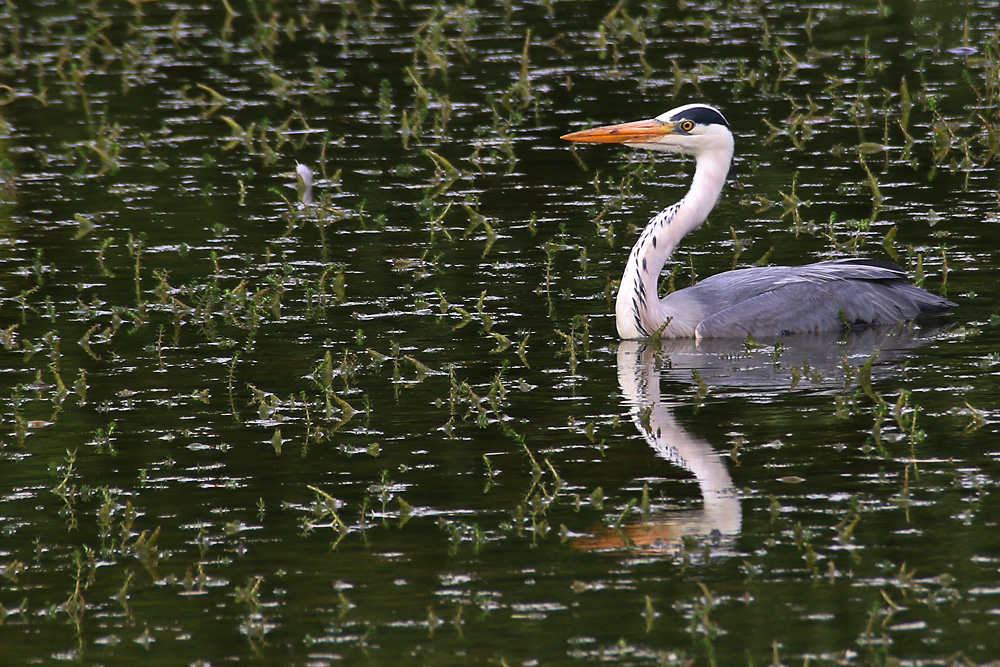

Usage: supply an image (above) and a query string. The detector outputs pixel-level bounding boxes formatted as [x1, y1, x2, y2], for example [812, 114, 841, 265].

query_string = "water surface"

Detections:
[1, 1, 1000, 664]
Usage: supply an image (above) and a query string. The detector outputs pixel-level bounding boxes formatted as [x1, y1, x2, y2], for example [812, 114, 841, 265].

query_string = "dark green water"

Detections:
[2, 1, 1000, 664]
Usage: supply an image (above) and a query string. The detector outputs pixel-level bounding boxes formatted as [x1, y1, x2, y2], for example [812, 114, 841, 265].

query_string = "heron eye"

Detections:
[680, 120, 695, 132]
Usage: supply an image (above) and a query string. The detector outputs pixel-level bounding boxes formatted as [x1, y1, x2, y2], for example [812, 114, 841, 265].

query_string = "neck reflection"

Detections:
[575, 340, 742, 556]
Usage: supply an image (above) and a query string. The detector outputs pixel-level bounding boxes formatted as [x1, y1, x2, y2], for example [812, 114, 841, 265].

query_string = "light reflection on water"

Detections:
[1, 0, 1000, 664]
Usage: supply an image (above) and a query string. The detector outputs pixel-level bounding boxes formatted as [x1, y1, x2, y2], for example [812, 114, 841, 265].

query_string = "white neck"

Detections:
[615, 141, 732, 339]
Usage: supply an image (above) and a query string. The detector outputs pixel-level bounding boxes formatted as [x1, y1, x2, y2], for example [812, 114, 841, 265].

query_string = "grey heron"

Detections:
[562, 104, 955, 340]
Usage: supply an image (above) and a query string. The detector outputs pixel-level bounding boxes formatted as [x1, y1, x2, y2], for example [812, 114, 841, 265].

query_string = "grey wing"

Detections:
[691, 259, 954, 339]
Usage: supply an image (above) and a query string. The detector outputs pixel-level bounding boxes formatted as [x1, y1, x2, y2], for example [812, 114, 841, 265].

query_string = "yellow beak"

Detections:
[561, 119, 676, 144]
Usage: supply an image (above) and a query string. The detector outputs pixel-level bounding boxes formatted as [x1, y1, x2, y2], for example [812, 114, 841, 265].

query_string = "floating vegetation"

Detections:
[0, 1, 997, 665]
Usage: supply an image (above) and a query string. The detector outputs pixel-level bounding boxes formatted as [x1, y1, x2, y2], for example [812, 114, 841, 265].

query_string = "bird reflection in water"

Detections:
[574, 326, 948, 558]
[573, 340, 741, 559]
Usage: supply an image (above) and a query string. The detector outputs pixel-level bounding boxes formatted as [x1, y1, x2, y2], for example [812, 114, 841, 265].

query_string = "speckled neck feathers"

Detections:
[615, 140, 733, 339]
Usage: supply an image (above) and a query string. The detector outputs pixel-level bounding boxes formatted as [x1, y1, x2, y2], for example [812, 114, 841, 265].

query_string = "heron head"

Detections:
[561, 103, 733, 160]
